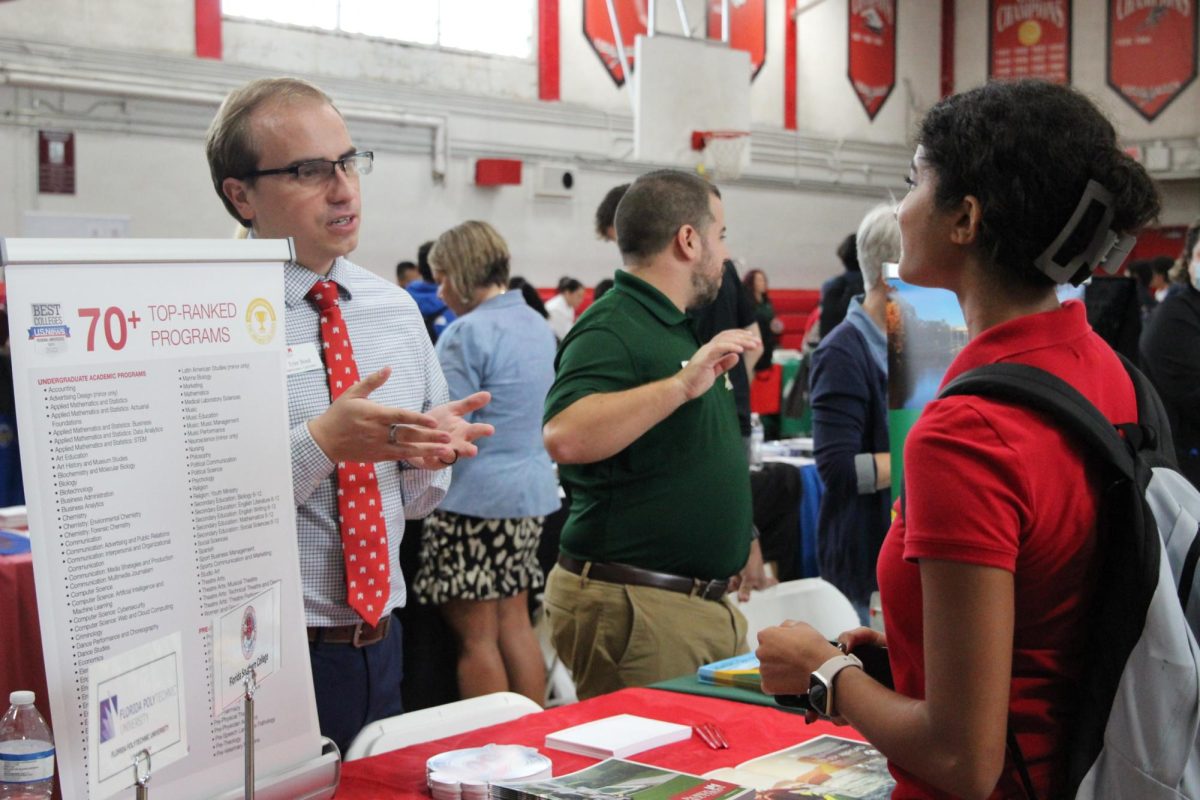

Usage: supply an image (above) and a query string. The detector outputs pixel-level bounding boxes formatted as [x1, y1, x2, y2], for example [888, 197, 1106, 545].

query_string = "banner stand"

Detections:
[212, 742, 340, 800]
[244, 669, 257, 800]
[135, 749, 151, 800]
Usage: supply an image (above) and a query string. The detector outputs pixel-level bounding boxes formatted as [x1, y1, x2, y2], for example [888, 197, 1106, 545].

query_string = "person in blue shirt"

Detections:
[809, 203, 899, 623]
[412, 220, 560, 704]
[404, 241, 456, 342]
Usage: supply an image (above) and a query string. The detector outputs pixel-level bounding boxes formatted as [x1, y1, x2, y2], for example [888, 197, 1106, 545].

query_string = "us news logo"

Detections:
[28, 302, 70, 355]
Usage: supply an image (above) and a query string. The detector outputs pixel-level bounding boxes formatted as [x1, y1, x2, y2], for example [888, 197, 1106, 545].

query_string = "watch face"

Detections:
[809, 682, 829, 716]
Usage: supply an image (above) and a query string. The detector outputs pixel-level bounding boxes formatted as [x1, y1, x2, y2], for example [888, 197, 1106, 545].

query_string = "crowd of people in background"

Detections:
[192, 70, 1200, 797]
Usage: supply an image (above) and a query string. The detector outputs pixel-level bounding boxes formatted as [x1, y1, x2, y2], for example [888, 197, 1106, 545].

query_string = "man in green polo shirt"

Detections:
[542, 169, 763, 699]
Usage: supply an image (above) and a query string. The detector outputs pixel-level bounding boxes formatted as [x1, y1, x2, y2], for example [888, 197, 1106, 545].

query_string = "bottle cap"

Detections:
[10, 691, 35, 705]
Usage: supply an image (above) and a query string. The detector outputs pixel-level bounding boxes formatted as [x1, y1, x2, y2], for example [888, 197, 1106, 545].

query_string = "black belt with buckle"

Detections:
[307, 615, 390, 648]
[557, 555, 729, 601]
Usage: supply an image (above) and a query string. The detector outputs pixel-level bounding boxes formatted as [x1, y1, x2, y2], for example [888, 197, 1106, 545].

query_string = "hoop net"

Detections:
[696, 130, 749, 181]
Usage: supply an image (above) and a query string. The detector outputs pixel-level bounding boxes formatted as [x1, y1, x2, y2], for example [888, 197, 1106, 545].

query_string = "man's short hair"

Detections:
[396, 260, 418, 282]
[856, 203, 901, 292]
[557, 277, 583, 294]
[417, 241, 435, 281]
[595, 183, 630, 238]
[205, 77, 335, 227]
[428, 221, 510, 306]
[615, 170, 720, 264]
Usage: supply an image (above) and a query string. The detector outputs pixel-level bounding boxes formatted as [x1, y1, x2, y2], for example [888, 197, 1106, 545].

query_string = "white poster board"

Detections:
[2, 239, 323, 799]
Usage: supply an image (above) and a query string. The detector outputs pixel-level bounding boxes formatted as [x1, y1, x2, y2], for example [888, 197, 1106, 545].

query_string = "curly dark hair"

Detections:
[916, 80, 1160, 289]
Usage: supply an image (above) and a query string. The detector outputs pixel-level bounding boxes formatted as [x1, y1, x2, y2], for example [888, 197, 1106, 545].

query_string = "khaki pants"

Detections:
[543, 564, 748, 700]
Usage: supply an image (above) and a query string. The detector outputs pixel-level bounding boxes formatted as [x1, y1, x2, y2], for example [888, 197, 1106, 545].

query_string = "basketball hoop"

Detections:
[692, 130, 750, 181]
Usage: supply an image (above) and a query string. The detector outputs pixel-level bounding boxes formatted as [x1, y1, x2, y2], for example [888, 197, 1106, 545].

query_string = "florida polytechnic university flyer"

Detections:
[3, 239, 321, 799]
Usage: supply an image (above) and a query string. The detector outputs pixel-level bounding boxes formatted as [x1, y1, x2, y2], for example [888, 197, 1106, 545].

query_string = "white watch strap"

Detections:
[815, 653, 863, 681]
[814, 653, 863, 717]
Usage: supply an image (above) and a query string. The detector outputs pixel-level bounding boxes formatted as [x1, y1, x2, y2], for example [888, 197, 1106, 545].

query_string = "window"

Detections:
[222, 0, 535, 59]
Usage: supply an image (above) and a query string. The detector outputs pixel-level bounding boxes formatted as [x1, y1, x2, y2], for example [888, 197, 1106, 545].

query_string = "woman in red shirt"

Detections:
[757, 80, 1160, 799]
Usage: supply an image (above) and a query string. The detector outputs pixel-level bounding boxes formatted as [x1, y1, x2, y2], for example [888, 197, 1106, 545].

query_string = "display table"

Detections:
[0, 554, 50, 723]
[335, 687, 863, 799]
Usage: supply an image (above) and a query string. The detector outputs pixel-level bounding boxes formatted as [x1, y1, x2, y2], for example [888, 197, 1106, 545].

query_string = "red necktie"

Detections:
[307, 280, 389, 627]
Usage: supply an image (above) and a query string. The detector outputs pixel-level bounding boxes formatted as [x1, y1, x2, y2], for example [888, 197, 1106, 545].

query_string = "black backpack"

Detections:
[939, 356, 1200, 798]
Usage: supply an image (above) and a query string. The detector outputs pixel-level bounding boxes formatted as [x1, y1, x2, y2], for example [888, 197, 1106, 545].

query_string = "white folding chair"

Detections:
[732, 578, 860, 647]
[343, 691, 542, 762]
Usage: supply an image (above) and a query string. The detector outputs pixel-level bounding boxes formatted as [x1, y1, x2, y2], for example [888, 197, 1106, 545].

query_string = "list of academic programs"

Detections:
[6, 248, 321, 800]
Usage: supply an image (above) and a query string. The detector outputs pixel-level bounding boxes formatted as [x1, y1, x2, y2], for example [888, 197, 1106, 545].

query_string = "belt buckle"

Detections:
[692, 579, 722, 601]
[352, 618, 383, 648]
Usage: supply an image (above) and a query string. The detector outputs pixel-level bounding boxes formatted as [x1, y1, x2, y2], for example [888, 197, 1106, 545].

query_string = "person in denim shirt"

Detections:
[413, 221, 559, 704]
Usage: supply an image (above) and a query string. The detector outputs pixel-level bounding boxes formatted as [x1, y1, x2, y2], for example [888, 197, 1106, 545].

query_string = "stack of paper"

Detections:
[0, 505, 28, 529]
[544, 714, 692, 759]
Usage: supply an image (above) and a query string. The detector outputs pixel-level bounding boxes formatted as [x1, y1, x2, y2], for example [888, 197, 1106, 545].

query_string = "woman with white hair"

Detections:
[808, 202, 899, 623]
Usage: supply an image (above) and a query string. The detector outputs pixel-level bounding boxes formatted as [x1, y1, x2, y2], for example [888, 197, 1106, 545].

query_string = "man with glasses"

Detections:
[205, 77, 492, 752]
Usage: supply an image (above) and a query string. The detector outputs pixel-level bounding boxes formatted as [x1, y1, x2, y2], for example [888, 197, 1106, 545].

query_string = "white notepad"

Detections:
[544, 714, 692, 759]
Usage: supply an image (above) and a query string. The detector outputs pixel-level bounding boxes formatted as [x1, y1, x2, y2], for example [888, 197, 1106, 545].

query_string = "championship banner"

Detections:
[1108, 0, 1197, 121]
[583, 0, 648, 86]
[848, 0, 897, 120]
[988, 0, 1072, 84]
[706, 0, 767, 79]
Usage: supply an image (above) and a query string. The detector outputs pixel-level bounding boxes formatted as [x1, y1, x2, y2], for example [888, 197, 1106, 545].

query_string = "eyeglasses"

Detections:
[242, 151, 374, 185]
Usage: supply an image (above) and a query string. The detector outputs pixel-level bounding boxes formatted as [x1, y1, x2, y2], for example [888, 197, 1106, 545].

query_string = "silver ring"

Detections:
[438, 451, 458, 466]
[387, 423, 402, 445]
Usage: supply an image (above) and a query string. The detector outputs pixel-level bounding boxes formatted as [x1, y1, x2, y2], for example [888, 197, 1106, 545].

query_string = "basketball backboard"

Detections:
[632, 33, 752, 175]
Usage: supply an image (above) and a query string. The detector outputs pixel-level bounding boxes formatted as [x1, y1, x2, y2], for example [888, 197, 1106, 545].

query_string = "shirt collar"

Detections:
[285, 257, 354, 308]
[940, 300, 1091, 388]
[613, 270, 688, 327]
[476, 290, 522, 312]
[844, 296, 887, 374]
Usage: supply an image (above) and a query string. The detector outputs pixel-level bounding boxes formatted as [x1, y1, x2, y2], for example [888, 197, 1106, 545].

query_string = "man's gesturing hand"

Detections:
[674, 328, 762, 401]
[307, 367, 455, 464]
[406, 391, 495, 470]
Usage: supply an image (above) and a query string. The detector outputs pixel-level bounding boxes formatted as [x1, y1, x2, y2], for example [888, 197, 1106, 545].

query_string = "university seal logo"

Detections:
[245, 298, 277, 345]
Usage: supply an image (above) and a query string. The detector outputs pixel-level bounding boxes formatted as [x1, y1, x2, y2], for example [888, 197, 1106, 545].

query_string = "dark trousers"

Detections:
[308, 620, 405, 754]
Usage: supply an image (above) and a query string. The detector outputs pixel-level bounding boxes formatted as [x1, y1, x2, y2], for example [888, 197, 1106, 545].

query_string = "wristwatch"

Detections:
[808, 653, 863, 718]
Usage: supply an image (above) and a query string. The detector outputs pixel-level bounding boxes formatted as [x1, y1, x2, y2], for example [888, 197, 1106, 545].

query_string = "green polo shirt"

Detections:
[543, 270, 752, 580]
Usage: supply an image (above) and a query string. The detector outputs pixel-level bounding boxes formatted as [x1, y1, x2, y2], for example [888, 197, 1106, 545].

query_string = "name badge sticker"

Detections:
[287, 343, 323, 375]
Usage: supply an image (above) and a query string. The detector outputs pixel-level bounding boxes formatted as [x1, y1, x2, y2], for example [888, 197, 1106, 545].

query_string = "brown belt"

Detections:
[557, 555, 729, 601]
[307, 615, 390, 648]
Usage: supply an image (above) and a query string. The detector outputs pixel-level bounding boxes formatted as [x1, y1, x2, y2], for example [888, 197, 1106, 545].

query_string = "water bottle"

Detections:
[0, 691, 54, 799]
[749, 413, 764, 468]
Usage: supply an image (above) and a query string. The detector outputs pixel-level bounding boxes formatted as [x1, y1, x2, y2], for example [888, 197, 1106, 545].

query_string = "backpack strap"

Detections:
[1116, 353, 1177, 466]
[938, 363, 1135, 482]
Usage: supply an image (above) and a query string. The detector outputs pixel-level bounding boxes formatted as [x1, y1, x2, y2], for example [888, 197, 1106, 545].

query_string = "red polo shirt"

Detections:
[877, 301, 1137, 798]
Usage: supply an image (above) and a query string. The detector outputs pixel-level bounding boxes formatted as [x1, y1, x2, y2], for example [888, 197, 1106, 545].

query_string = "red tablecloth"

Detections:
[336, 687, 863, 799]
[0, 554, 50, 723]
